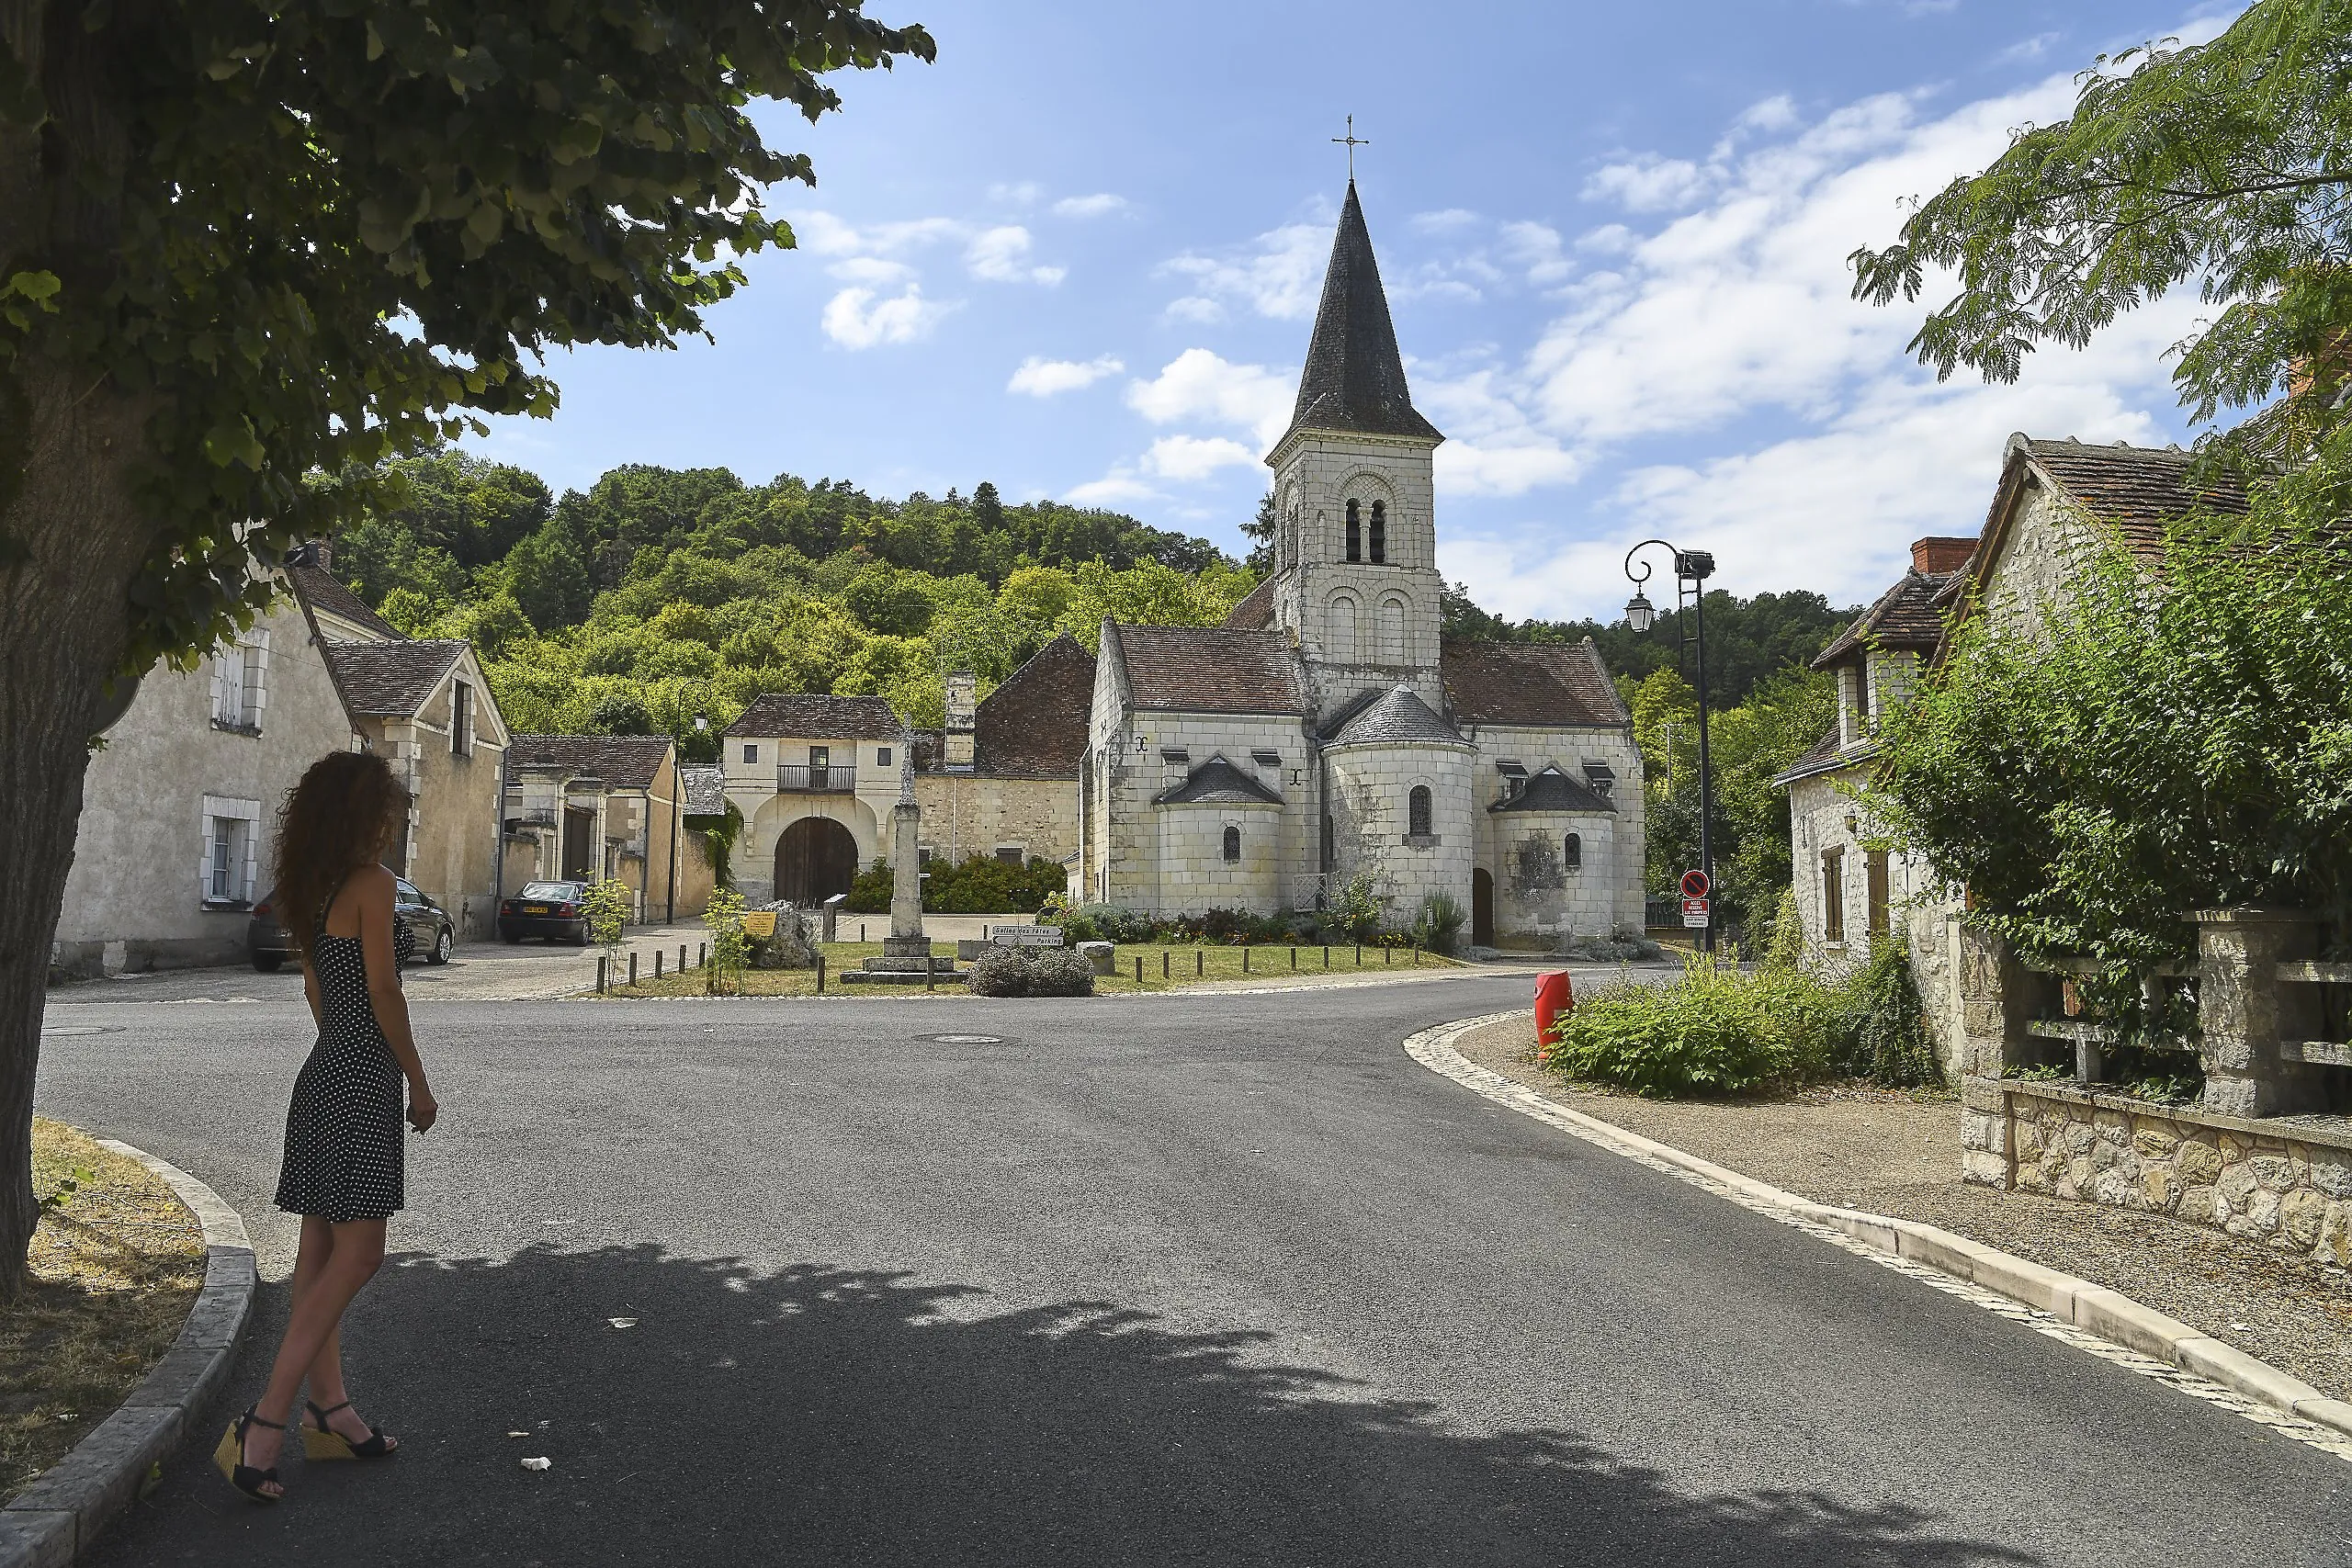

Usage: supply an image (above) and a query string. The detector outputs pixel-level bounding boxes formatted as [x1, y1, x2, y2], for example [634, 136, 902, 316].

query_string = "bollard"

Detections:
[1134, 955, 1143, 984]
[1323, 946, 1329, 969]
[816, 953, 826, 993]
[1413, 942, 1420, 966]
[859, 922, 866, 942]
[1195, 949, 1203, 977]
[699, 942, 707, 967]
[628, 951, 639, 986]
[1161, 952, 1170, 979]
[1384, 945, 1392, 966]
[655, 951, 664, 978]
[597, 955, 607, 993]
[1355, 944, 1363, 966]
[925, 947, 934, 991]
[679, 943, 686, 972]
[1242, 947, 1250, 974]
[1290, 946, 1296, 971]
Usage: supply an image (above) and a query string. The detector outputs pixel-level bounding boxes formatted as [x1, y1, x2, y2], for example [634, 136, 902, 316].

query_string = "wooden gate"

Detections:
[775, 817, 859, 906]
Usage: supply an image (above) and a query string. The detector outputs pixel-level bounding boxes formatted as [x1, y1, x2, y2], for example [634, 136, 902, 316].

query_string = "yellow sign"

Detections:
[741, 911, 777, 939]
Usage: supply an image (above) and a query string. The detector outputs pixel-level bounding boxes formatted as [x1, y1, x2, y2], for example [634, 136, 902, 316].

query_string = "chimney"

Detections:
[944, 671, 977, 772]
[300, 538, 334, 571]
[1910, 536, 1975, 576]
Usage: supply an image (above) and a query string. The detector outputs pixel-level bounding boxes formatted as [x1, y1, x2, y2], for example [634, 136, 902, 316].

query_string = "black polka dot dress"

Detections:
[273, 901, 413, 1223]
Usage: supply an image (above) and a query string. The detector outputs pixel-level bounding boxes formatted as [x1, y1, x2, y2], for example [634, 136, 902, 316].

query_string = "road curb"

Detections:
[1, 1139, 255, 1568]
[1406, 1010, 2352, 1447]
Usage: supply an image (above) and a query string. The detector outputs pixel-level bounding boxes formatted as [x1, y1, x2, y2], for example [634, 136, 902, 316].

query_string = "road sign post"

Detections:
[1679, 871, 1712, 933]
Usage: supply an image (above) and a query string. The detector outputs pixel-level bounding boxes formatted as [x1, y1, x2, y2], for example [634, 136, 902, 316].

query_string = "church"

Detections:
[722, 183, 1645, 947]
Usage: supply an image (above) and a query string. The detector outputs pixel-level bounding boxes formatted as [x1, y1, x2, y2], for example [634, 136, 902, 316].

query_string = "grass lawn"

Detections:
[4, 1119, 206, 1503]
[599, 939, 1465, 998]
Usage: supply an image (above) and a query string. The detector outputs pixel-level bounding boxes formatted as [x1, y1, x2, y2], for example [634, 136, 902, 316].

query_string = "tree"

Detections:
[0, 2, 931, 1295]
[1241, 490, 1277, 574]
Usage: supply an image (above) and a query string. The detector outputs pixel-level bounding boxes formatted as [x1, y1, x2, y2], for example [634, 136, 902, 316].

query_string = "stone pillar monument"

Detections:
[885, 753, 927, 954]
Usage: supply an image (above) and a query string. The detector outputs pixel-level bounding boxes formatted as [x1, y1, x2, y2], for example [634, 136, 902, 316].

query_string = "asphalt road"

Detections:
[32, 974, 2352, 1565]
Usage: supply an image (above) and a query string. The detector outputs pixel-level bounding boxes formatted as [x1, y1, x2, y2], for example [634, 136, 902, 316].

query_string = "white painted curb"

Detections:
[0, 1139, 255, 1568]
[1408, 1010, 2352, 1455]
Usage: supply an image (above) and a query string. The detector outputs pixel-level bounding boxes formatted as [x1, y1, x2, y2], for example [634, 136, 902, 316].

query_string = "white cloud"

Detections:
[1125, 349, 1296, 448]
[1411, 208, 1483, 233]
[965, 225, 1065, 286]
[1159, 220, 1329, 320]
[1582, 154, 1713, 213]
[989, 181, 1046, 207]
[1065, 470, 1161, 507]
[1163, 296, 1224, 324]
[1053, 193, 1130, 219]
[795, 210, 963, 259]
[827, 255, 916, 287]
[1007, 355, 1125, 397]
[821, 285, 954, 349]
[1141, 435, 1261, 481]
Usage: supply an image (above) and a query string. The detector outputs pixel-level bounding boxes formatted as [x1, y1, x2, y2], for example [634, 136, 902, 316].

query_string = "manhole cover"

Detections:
[42, 1024, 123, 1037]
[925, 1032, 1006, 1045]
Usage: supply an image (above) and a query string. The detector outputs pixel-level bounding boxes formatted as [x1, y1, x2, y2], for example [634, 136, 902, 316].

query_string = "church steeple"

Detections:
[1280, 182, 1443, 449]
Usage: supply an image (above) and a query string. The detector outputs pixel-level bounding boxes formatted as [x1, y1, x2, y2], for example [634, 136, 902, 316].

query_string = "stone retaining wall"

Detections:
[1964, 1077, 2352, 1260]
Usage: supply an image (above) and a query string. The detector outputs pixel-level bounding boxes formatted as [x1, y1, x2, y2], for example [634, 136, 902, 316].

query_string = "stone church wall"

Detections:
[1150, 800, 1284, 915]
[911, 773, 1079, 870]
[1098, 707, 1317, 913]
[1464, 725, 1645, 936]
[1324, 740, 1474, 927]
[1487, 811, 1617, 942]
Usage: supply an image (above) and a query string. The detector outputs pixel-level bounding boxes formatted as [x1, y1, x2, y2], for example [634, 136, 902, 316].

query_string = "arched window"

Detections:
[1222, 825, 1241, 863]
[1408, 784, 1432, 838]
[1369, 500, 1387, 564]
[1329, 594, 1358, 662]
[1379, 597, 1406, 663]
[1345, 500, 1362, 562]
[1564, 832, 1582, 871]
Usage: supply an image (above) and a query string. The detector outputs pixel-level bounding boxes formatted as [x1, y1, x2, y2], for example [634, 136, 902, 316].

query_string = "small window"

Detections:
[1251, 748, 1282, 766]
[452, 681, 474, 758]
[1408, 784, 1432, 838]
[206, 816, 253, 904]
[1222, 825, 1241, 863]
[1345, 500, 1362, 562]
[994, 846, 1023, 866]
[919, 846, 933, 868]
[876, 747, 893, 767]
[742, 743, 759, 764]
[1822, 847, 1846, 943]
[808, 745, 829, 767]
[1564, 832, 1582, 871]
[1369, 500, 1386, 564]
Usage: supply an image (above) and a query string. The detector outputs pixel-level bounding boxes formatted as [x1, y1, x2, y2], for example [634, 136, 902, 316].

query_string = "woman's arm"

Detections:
[355, 868, 437, 1132]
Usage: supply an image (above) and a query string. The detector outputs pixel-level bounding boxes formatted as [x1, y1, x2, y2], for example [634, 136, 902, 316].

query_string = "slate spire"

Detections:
[1282, 181, 1443, 447]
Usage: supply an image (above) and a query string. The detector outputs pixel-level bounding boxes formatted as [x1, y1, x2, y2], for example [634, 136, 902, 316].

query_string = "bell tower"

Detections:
[1265, 181, 1446, 714]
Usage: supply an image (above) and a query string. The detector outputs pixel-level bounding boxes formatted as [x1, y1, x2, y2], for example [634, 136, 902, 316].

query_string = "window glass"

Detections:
[1344, 500, 1362, 562]
[1408, 785, 1432, 838]
[1222, 825, 1241, 862]
[519, 882, 582, 900]
[1369, 501, 1387, 564]
[1565, 832, 1582, 870]
[742, 743, 758, 763]
[876, 747, 893, 767]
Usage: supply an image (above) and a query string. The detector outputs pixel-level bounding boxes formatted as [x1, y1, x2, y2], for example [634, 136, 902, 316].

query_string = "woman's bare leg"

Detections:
[245, 1219, 392, 1475]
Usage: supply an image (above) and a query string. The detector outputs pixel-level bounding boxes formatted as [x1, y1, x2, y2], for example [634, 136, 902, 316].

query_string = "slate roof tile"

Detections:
[289, 564, 406, 641]
[1329, 684, 1464, 747]
[320, 640, 466, 717]
[1114, 624, 1311, 715]
[1441, 639, 1627, 728]
[725, 693, 907, 739]
[1153, 756, 1283, 806]
[1489, 766, 1614, 815]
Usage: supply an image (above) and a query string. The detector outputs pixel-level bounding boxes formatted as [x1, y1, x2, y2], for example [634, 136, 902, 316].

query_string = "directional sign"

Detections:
[1679, 869, 1712, 901]
[1680, 897, 1712, 930]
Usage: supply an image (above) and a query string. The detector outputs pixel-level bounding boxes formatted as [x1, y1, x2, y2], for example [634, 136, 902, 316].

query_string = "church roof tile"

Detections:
[1114, 624, 1311, 715]
[1441, 639, 1627, 728]
[1489, 765, 1614, 815]
[1329, 684, 1464, 747]
[1153, 756, 1283, 807]
[1280, 183, 1443, 448]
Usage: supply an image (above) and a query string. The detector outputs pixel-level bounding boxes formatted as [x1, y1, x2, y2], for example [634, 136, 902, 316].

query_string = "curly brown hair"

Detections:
[273, 750, 409, 963]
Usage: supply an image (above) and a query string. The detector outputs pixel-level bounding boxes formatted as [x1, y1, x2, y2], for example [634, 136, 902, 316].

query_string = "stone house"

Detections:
[53, 575, 361, 975]
[720, 694, 910, 907]
[909, 632, 1091, 874]
[502, 734, 702, 923]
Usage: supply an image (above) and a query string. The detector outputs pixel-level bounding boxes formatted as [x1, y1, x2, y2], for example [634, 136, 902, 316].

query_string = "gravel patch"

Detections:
[1455, 1012, 2352, 1402]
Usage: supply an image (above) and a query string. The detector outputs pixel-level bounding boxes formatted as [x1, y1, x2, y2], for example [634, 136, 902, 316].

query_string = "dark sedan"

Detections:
[246, 874, 457, 970]
[499, 881, 592, 944]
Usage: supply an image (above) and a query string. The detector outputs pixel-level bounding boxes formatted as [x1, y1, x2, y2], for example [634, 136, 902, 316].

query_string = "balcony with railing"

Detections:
[776, 763, 856, 794]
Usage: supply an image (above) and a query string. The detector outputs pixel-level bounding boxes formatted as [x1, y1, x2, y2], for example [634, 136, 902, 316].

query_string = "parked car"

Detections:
[500, 880, 592, 944]
[246, 874, 457, 971]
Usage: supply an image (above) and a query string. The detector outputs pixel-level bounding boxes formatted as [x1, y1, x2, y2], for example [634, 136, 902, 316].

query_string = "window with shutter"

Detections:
[452, 681, 474, 757]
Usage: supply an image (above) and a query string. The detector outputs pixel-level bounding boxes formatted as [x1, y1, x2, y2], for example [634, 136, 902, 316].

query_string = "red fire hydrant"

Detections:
[1534, 971, 1576, 1063]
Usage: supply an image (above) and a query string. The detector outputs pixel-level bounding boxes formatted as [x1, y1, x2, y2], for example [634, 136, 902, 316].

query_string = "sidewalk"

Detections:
[1454, 1011, 2352, 1402]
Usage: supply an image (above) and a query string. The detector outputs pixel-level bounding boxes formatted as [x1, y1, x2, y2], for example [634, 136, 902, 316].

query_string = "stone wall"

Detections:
[1965, 1078, 2352, 1259]
[1324, 739, 1475, 928]
[1150, 799, 1283, 914]
[912, 773, 1078, 868]
[1467, 723, 1645, 936]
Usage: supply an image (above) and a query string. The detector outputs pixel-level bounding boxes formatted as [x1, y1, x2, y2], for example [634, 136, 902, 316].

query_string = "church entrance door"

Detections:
[775, 817, 859, 907]
[1472, 868, 1495, 947]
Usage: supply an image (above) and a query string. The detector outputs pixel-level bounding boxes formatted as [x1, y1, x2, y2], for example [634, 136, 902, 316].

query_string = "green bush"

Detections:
[1415, 892, 1466, 956]
[966, 945, 1096, 997]
[841, 853, 1068, 915]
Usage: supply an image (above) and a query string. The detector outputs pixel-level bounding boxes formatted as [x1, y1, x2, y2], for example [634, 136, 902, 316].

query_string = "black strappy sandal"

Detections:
[212, 1406, 283, 1502]
[301, 1399, 397, 1460]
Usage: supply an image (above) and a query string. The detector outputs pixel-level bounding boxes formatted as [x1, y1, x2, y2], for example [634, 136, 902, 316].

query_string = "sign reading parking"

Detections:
[1679, 869, 1711, 901]
[1680, 897, 1712, 929]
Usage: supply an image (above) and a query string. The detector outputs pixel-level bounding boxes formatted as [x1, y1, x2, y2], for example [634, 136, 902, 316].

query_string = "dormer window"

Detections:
[1582, 761, 1614, 799]
[1369, 501, 1386, 564]
[1838, 664, 1867, 748]
[1345, 500, 1362, 562]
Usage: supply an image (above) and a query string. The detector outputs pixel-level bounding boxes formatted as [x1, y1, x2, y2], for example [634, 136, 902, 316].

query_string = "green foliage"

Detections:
[1415, 892, 1466, 956]
[699, 800, 745, 893]
[701, 887, 750, 997]
[1447, 585, 1858, 709]
[1325, 874, 1384, 942]
[966, 945, 1096, 998]
[1870, 512, 2352, 1022]
[37, 1163, 95, 1215]
[582, 879, 633, 953]
[1839, 942, 1945, 1089]
[588, 694, 656, 736]
[841, 854, 1069, 915]
[0, 0, 934, 682]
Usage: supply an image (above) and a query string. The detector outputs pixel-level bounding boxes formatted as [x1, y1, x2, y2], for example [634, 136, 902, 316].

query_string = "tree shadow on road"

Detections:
[103, 1244, 2038, 1566]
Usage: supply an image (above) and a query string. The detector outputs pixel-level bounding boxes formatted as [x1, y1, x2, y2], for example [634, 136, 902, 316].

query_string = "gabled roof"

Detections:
[1773, 726, 1877, 789]
[320, 639, 467, 717]
[1329, 684, 1465, 747]
[288, 563, 406, 641]
[2008, 436, 2250, 556]
[725, 693, 906, 739]
[1814, 570, 1964, 669]
[1490, 765, 1614, 815]
[1441, 639, 1628, 728]
[1221, 575, 1277, 631]
[1278, 182, 1443, 449]
[1112, 623, 1312, 715]
[680, 763, 728, 817]
[973, 634, 1094, 776]
[1153, 756, 1283, 807]
[509, 734, 675, 791]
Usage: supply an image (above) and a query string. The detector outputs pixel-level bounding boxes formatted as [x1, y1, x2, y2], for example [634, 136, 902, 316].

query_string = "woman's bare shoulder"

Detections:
[346, 864, 398, 901]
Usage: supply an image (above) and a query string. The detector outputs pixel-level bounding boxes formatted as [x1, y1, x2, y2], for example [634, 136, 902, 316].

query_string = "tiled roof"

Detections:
[1329, 684, 1464, 747]
[1283, 183, 1444, 446]
[1771, 725, 1877, 788]
[509, 734, 674, 791]
[1489, 765, 1614, 815]
[2016, 437, 2250, 553]
[973, 634, 1094, 776]
[1441, 639, 1628, 728]
[1814, 570, 1963, 669]
[725, 693, 907, 739]
[321, 640, 465, 717]
[1113, 624, 1312, 715]
[1221, 575, 1277, 631]
[680, 763, 727, 817]
[289, 564, 406, 640]
[1153, 756, 1283, 807]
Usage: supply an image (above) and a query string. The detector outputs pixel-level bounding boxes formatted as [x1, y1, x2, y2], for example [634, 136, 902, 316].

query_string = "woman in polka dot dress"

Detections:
[216, 751, 440, 1504]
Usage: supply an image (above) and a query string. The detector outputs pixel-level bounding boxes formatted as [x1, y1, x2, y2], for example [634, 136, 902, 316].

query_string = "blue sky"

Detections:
[471, 0, 2244, 620]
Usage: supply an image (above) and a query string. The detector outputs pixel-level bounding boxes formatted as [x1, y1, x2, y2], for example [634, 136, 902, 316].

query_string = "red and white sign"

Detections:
[1679, 869, 1712, 900]
[1680, 897, 1712, 929]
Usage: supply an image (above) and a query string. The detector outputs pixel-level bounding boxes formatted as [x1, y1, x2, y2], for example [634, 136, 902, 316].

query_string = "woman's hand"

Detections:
[407, 1079, 438, 1134]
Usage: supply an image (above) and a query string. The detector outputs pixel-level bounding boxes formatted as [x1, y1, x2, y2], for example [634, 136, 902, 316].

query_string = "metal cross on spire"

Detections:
[1332, 115, 1369, 180]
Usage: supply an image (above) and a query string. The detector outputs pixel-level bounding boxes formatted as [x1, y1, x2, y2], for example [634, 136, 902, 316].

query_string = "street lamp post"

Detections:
[1623, 541, 1718, 953]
